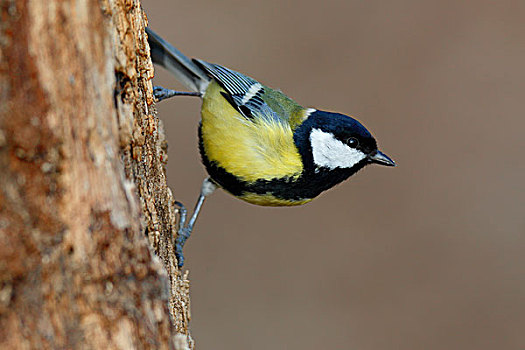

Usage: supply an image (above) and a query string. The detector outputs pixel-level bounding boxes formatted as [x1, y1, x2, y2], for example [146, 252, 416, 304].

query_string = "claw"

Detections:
[174, 201, 188, 231]
[153, 86, 201, 102]
[173, 178, 217, 267]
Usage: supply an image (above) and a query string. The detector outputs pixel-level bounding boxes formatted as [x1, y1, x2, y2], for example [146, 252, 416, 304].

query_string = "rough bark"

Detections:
[0, 0, 191, 348]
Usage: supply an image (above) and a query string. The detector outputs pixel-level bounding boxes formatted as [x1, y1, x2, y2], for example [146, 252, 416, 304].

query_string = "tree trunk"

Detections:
[0, 0, 191, 348]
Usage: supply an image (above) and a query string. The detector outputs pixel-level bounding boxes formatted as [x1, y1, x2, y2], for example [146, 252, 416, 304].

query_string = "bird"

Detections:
[146, 27, 395, 267]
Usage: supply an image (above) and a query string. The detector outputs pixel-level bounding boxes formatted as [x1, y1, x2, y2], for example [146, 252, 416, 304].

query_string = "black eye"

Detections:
[346, 137, 359, 148]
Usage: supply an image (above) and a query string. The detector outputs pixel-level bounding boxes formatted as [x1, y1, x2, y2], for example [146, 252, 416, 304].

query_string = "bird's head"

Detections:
[294, 110, 395, 175]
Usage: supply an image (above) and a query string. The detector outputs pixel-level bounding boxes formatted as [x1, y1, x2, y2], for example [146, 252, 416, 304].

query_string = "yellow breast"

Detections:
[200, 81, 303, 183]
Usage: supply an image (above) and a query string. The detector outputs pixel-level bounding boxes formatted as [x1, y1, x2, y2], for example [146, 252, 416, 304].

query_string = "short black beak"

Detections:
[369, 150, 396, 167]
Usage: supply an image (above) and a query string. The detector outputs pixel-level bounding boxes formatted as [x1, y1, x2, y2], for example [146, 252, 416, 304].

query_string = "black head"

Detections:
[294, 110, 395, 174]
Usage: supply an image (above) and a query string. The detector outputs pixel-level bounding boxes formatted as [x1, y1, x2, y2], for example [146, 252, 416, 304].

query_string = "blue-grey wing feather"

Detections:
[194, 59, 281, 122]
[194, 59, 256, 94]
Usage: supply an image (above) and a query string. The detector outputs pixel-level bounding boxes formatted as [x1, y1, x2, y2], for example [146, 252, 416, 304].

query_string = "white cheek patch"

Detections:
[310, 128, 366, 170]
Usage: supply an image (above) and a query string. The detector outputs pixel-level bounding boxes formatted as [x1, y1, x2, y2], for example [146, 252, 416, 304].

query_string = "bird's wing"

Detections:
[194, 60, 304, 127]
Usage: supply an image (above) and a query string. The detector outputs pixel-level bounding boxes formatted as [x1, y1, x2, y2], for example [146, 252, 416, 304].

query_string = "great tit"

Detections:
[146, 27, 395, 266]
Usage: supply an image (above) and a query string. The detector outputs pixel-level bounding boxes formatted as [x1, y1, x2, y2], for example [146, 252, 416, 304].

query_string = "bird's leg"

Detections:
[174, 178, 217, 267]
[153, 86, 201, 102]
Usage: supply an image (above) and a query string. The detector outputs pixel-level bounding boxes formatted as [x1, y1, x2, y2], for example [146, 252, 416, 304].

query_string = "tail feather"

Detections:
[146, 27, 210, 93]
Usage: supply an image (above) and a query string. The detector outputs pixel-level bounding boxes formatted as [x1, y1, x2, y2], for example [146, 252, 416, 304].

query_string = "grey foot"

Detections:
[153, 86, 201, 102]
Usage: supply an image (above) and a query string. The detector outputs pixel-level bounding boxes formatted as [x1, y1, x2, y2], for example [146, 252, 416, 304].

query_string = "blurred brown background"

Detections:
[143, 1, 524, 349]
